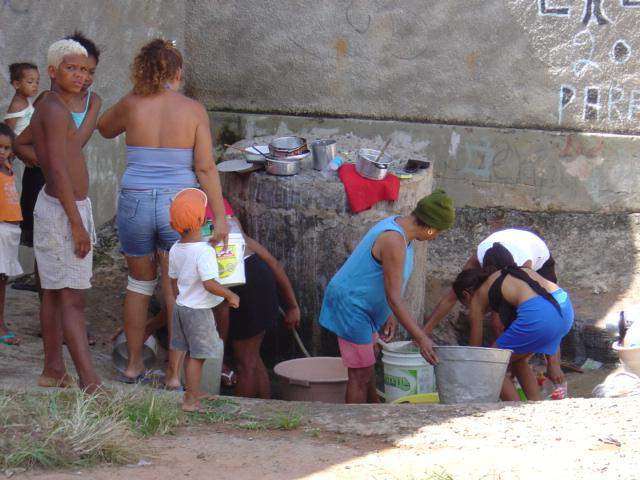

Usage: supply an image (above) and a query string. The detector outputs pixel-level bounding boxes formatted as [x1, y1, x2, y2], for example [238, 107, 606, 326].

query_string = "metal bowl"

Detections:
[269, 136, 308, 158]
[243, 144, 269, 162]
[265, 157, 301, 176]
[355, 148, 393, 181]
[112, 331, 159, 373]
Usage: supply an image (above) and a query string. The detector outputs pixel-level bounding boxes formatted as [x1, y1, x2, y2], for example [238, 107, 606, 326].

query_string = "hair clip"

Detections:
[170, 39, 177, 47]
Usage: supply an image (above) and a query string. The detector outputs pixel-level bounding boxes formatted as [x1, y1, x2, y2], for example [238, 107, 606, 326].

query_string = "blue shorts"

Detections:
[496, 289, 574, 355]
[117, 188, 182, 256]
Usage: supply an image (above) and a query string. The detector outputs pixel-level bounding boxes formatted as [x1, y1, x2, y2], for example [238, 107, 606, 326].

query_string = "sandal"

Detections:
[0, 332, 20, 346]
[116, 371, 157, 385]
[221, 365, 237, 387]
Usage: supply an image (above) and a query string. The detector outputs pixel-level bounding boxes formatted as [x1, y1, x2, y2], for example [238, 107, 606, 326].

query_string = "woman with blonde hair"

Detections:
[98, 39, 228, 387]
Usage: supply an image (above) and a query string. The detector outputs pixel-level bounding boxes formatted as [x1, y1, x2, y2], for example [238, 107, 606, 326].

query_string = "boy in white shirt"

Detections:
[168, 188, 239, 412]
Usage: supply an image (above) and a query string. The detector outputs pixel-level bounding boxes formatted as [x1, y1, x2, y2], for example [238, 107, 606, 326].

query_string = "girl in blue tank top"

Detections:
[319, 190, 455, 403]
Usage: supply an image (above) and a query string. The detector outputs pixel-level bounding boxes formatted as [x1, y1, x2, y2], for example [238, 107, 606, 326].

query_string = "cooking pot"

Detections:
[266, 157, 300, 176]
[269, 136, 308, 158]
[356, 148, 393, 180]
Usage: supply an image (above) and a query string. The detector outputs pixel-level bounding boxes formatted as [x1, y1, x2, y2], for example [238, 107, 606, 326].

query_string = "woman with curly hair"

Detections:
[98, 39, 229, 387]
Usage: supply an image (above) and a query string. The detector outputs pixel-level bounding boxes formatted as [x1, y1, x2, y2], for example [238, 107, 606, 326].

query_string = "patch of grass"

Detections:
[0, 390, 142, 470]
[424, 470, 455, 480]
[122, 391, 181, 436]
[186, 398, 240, 425]
[238, 410, 304, 431]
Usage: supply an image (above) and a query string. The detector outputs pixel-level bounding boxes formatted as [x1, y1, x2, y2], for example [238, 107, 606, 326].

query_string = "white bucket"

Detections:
[214, 232, 246, 287]
[381, 341, 435, 403]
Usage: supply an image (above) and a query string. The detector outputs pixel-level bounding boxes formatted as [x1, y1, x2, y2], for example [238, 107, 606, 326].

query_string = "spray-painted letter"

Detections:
[559, 85, 575, 125]
[583, 0, 610, 25]
[608, 85, 625, 122]
[628, 90, 640, 120]
[584, 87, 600, 121]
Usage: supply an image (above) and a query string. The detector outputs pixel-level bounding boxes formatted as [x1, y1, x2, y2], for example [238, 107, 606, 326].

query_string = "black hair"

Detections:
[65, 31, 100, 63]
[9, 62, 38, 83]
[454, 242, 561, 314]
[0, 122, 16, 142]
[411, 212, 430, 229]
[482, 243, 516, 270]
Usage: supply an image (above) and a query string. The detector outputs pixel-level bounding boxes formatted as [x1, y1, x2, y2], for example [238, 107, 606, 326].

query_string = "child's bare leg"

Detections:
[0, 276, 20, 345]
[511, 353, 540, 401]
[59, 288, 101, 393]
[39, 289, 68, 384]
[159, 254, 183, 388]
[233, 333, 264, 398]
[346, 366, 374, 404]
[183, 354, 205, 411]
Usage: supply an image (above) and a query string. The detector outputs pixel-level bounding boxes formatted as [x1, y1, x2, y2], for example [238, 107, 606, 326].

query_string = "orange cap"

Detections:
[170, 188, 208, 234]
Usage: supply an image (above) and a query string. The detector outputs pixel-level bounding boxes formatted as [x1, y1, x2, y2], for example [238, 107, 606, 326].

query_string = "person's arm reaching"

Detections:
[378, 232, 438, 365]
[41, 101, 90, 258]
[423, 254, 482, 334]
[193, 105, 228, 247]
[203, 279, 239, 308]
[244, 235, 301, 330]
[97, 95, 127, 139]
[468, 280, 491, 346]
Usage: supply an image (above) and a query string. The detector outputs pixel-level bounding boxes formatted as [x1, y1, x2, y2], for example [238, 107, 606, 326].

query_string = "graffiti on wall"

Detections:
[529, 0, 640, 127]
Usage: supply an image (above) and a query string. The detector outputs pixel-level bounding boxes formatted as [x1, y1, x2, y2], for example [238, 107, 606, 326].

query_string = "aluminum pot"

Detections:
[112, 331, 159, 373]
[266, 157, 300, 176]
[269, 136, 308, 158]
[311, 139, 337, 171]
[356, 148, 393, 180]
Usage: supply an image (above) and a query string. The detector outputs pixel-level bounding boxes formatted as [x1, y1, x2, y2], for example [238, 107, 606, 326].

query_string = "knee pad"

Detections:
[127, 276, 158, 296]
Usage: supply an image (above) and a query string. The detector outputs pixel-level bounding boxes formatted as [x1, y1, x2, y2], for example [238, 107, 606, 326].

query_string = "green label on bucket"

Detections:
[384, 373, 412, 392]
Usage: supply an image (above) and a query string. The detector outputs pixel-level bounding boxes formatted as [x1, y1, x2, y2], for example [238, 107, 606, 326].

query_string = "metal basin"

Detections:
[355, 148, 393, 180]
[434, 346, 512, 404]
[112, 331, 159, 373]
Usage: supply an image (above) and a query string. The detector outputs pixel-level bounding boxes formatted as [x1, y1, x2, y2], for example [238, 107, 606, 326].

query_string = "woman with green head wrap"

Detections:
[319, 190, 455, 403]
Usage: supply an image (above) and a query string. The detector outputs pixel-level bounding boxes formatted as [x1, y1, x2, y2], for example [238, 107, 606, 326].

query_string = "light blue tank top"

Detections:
[121, 146, 198, 189]
[71, 93, 90, 128]
[319, 216, 414, 344]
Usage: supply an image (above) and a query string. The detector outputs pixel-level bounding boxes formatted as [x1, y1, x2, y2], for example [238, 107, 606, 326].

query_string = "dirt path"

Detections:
[20, 395, 640, 480]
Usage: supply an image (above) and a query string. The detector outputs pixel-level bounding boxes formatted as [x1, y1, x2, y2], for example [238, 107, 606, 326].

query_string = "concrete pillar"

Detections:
[221, 150, 432, 355]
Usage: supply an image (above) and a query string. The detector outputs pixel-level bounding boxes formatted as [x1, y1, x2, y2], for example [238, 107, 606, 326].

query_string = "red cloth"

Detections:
[205, 198, 234, 219]
[338, 163, 400, 213]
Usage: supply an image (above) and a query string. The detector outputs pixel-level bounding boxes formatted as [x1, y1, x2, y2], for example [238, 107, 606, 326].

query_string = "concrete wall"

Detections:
[187, 0, 640, 135]
[0, 0, 185, 226]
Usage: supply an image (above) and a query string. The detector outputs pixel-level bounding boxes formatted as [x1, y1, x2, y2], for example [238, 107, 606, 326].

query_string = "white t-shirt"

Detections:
[168, 242, 224, 309]
[477, 229, 550, 271]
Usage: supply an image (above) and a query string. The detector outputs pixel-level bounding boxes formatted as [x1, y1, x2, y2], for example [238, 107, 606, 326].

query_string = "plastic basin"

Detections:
[274, 357, 347, 403]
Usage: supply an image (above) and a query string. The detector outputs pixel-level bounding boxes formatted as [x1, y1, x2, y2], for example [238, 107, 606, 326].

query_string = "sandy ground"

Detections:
[2, 267, 638, 480]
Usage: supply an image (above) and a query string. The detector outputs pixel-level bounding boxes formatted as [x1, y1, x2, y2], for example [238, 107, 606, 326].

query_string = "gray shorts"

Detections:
[171, 303, 224, 359]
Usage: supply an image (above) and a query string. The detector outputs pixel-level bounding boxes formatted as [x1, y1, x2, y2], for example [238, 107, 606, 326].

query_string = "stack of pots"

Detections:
[266, 136, 309, 176]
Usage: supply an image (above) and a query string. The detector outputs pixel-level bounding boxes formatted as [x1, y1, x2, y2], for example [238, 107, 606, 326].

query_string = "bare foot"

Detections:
[181, 400, 204, 413]
[37, 373, 76, 388]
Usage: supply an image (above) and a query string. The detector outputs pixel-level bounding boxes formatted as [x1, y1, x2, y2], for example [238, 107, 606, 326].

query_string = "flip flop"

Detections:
[0, 332, 20, 346]
[161, 383, 185, 392]
[116, 371, 157, 385]
[221, 366, 237, 387]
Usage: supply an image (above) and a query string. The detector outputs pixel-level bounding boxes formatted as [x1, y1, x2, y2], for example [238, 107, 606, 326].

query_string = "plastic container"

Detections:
[206, 217, 246, 287]
[180, 336, 224, 395]
[381, 341, 436, 403]
[613, 341, 640, 376]
[538, 374, 568, 400]
[274, 357, 348, 403]
[433, 346, 512, 404]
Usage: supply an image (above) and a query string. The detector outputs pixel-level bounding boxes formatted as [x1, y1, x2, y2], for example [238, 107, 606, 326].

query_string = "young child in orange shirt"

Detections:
[0, 123, 23, 345]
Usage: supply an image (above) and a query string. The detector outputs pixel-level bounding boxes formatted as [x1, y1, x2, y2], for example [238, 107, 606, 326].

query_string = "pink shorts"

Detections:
[338, 334, 378, 369]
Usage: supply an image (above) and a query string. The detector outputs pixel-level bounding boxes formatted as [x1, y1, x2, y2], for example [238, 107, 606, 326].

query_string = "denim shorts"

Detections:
[117, 188, 182, 256]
